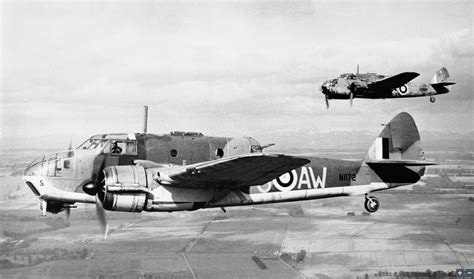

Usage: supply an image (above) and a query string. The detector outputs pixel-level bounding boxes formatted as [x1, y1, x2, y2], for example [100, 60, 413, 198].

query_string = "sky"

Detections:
[1, 0, 473, 148]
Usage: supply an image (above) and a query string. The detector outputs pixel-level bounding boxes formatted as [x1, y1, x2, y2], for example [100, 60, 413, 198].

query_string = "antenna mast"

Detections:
[143, 106, 148, 133]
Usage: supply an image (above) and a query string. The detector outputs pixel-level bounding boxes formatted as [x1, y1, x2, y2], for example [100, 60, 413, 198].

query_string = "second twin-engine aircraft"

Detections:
[320, 67, 455, 108]
[23, 112, 433, 237]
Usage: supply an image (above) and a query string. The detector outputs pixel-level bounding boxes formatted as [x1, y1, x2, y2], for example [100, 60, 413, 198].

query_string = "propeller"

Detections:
[84, 176, 109, 239]
[350, 64, 358, 108]
[65, 207, 71, 220]
[320, 83, 330, 109]
[95, 195, 109, 239]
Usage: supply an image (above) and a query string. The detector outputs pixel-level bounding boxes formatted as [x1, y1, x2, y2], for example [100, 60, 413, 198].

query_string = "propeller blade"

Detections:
[325, 95, 329, 109]
[350, 92, 353, 107]
[65, 207, 71, 220]
[95, 196, 108, 239]
[40, 199, 47, 216]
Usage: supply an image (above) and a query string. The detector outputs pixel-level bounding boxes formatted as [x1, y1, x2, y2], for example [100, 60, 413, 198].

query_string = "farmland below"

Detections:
[0, 148, 472, 278]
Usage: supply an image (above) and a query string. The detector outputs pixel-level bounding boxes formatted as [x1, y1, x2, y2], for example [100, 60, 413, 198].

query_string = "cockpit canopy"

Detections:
[339, 73, 357, 79]
[77, 133, 137, 155]
[25, 133, 139, 178]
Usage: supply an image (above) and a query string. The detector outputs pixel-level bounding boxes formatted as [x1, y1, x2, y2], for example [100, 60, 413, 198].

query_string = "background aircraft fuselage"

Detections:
[320, 67, 454, 106]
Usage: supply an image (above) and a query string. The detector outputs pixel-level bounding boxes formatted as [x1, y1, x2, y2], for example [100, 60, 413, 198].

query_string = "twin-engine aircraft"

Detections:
[23, 112, 433, 237]
[320, 67, 455, 108]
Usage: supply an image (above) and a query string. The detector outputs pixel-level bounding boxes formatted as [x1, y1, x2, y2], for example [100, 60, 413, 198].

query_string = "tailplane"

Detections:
[431, 67, 455, 89]
[362, 112, 433, 185]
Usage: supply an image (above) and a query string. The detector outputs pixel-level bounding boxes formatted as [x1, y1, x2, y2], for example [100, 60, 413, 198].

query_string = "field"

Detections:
[0, 190, 472, 278]
[0, 149, 473, 278]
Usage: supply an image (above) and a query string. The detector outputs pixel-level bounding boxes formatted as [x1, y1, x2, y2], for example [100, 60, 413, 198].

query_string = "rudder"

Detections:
[361, 112, 429, 185]
[365, 112, 423, 162]
[431, 67, 455, 88]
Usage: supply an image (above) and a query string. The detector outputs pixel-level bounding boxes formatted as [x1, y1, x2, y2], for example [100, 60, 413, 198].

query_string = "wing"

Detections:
[161, 153, 310, 188]
[370, 72, 419, 90]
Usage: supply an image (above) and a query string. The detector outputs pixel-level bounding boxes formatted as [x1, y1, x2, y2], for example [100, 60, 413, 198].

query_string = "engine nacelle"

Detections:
[102, 192, 147, 212]
[349, 81, 368, 94]
[101, 165, 151, 212]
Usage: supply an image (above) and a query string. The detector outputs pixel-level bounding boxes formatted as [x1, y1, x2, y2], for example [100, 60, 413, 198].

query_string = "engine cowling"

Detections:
[348, 81, 368, 95]
[99, 165, 151, 212]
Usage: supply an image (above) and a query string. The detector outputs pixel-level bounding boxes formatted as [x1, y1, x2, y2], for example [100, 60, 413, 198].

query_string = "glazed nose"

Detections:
[320, 82, 328, 93]
[24, 150, 75, 177]
[24, 155, 54, 177]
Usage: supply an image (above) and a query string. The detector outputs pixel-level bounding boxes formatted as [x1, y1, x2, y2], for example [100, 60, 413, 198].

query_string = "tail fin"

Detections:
[366, 112, 422, 161]
[431, 67, 455, 87]
[361, 112, 433, 185]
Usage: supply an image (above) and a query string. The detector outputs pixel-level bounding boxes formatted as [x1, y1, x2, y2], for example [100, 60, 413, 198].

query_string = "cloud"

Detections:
[1, 1, 472, 146]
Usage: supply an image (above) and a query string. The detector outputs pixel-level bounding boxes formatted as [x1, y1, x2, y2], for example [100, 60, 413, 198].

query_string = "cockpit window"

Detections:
[339, 73, 356, 80]
[105, 140, 137, 156]
[78, 134, 136, 153]
[77, 139, 108, 151]
[126, 142, 137, 154]
[111, 141, 123, 154]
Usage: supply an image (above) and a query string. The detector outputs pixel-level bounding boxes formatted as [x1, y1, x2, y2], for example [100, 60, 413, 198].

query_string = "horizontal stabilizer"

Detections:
[366, 159, 436, 167]
[431, 82, 455, 86]
[365, 160, 429, 184]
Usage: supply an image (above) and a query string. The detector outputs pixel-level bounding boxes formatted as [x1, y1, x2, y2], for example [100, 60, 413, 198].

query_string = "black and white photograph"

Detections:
[0, 1, 472, 278]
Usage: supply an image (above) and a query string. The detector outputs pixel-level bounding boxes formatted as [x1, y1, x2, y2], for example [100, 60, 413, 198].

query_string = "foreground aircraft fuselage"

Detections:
[320, 67, 455, 107]
[23, 113, 433, 229]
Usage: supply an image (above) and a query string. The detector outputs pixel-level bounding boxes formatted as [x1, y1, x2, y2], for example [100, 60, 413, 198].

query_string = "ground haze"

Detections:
[0, 148, 473, 278]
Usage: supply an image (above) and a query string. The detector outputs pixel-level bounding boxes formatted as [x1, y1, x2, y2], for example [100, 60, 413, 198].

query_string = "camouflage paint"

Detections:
[321, 67, 454, 101]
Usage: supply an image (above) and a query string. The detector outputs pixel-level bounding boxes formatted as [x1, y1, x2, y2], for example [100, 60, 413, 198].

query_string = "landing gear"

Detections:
[364, 194, 380, 213]
[429, 96, 436, 103]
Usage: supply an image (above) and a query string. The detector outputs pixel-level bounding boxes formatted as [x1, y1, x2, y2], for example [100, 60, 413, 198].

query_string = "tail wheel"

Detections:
[364, 196, 380, 213]
[430, 96, 436, 103]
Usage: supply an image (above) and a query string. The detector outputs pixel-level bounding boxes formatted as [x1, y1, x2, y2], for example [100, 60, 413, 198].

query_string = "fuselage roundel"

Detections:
[250, 158, 361, 194]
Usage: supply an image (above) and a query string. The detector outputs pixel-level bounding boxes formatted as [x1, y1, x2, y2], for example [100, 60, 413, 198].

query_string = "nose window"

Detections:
[63, 159, 71, 169]
[24, 150, 75, 177]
